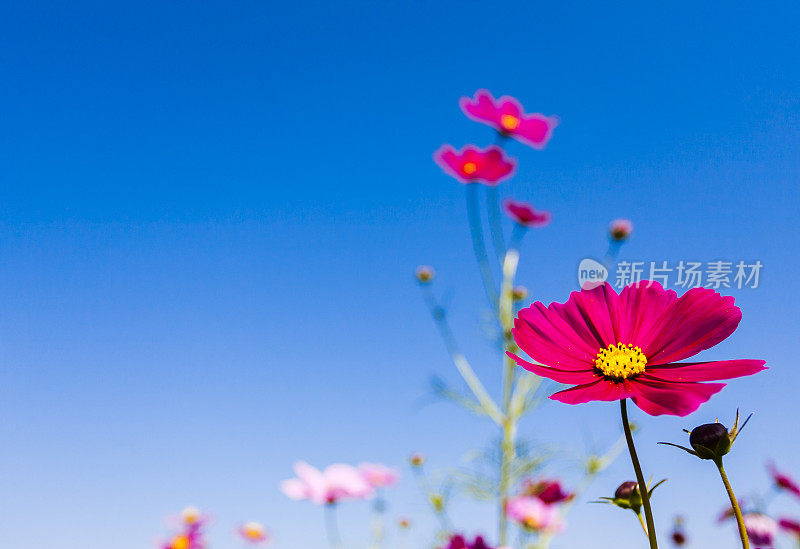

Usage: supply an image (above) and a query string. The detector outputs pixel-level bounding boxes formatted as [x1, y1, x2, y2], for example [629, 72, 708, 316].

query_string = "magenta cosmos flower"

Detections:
[460, 90, 558, 149]
[280, 461, 373, 504]
[768, 463, 800, 498]
[237, 522, 270, 545]
[506, 496, 563, 533]
[504, 199, 551, 228]
[779, 518, 800, 538]
[440, 534, 494, 549]
[508, 282, 766, 416]
[359, 462, 399, 488]
[434, 145, 515, 185]
[521, 478, 574, 505]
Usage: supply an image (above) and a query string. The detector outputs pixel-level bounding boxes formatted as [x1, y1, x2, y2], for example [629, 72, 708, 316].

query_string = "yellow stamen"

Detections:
[462, 161, 478, 175]
[500, 114, 520, 131]
[171, 535, 190, 549]
[595, 342, 647, 380]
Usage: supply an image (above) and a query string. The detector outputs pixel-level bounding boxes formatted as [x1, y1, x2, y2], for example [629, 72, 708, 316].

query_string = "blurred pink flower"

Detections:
[779, 518, 800, 537]
[503, 199, 551, 228]
[768, 463, 800, 498]
[440, 534, 495, 549]
[460, 90, 558, 149]
[521, 478, 574, 505]
[434, 145, 515, 185]
[609, 218, 633, 241]
[743, 513, 777, 548]
[359, 462, 399, 488]
[506, 495, 563, 533]
[237, 522, 271, 545]
[280, 461, 373, 504]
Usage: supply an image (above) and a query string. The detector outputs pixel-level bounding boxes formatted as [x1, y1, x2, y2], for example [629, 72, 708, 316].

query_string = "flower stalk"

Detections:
[621, 399, 659, 549]
[715, 459, 750, 549]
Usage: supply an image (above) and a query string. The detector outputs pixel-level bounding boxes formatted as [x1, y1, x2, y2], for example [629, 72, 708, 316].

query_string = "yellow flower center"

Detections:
[172, 535, 190, 549]
[243, 523, 264, 539]
[595, 342, 647, 379]
[500, 114, 520, 131]
[462, 162, 478, 175]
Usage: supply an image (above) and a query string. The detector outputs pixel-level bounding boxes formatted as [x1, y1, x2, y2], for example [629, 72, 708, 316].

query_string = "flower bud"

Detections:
[609, 218, 633, 241]
[398, 517, 411, 529]
[511, 285, 528, 302]
[689, 422, 731, 460]
[409, 453, 425, 467]
[415, 266, 435, 283]
[614, 481, 643, 510]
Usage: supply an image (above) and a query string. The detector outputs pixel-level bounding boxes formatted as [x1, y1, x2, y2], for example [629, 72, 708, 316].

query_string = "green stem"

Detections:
[620, 399, 658, 549]
[325, 503, 343, 549]
[715, 459, 750, 549]
[486, 185, 507, 265]
[465, 183, 498, 311]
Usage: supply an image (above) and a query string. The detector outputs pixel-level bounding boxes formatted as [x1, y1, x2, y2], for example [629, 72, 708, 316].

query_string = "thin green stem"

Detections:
[620, 399, 658, 549]
[465, 183, 498, 311]
[486, 186, 507, 265]
[715, 459, 750, 549]
[635, 511, 649, 537]
[325, 503, 343, 549]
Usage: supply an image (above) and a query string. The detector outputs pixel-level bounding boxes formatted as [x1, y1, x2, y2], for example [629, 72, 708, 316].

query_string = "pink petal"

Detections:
[615, 281, 678, 349]
[459, 89, 500, 124]
[646, 359, 767, 382]
[630, 377, 725, 416]
[507, 352, 599, 384]
[549, 283, 619, 349]
[644, 287, 742, 365]
[280, 478, 309, 500]
[550, 379, 637, 405]
[514, 303, 600, 369]
[516, 115, 558, 149]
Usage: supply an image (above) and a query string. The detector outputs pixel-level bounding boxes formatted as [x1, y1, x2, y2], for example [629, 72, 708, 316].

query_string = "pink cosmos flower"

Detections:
[460, 90, 558, 149]
[434, 145, 515, 185]
[237, 522, 270, 545]
[280, 461, 374, 504]
[503, 199, 551, 228]
[609, 218, 633, 241]
[768, 463, 800, 498]
[506, 496, 563, 533]
[440, 534, 494, 549]
[521, 478, 574, 505]
[744, 513, 777, 548]
[508, 282, 767, 416]
[359, 463, 399, 488]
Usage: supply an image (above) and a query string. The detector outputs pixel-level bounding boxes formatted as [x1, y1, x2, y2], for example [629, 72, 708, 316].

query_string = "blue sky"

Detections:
[0, 1, 799, 548]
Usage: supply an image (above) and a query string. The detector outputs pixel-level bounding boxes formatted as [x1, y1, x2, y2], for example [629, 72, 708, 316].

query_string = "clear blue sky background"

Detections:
[1, 2, 799, 548]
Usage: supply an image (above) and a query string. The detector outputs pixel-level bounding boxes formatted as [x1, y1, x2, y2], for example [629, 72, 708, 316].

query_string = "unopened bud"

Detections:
[690, 423, 731, 460]
[409, 453, 425, 467]
[415, 266, 435, 283]
[511, 285, 528, 302]
[609, 218, 633, 241]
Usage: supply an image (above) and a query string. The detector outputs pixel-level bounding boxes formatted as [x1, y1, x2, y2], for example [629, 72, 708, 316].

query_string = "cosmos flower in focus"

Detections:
[440, 534, 495, 549]
[280, 461, 373, 504]
[509, 282, 766, 416]
[743, 513, 777, 548]
[506, 496, 563, 533]
[521, 478, 574, 505]
[434, 145, 515, 185]
[768, 463, 800, 498]
[503, 199, 551, 228]
[609, 218, 633, 241]
[359, 463, 399, 488]
[460, 90, 558, 149]
[238, 522, 270, 545]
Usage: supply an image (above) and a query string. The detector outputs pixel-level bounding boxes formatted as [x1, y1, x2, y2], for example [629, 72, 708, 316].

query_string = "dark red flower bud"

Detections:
[689, 423, 732, 460]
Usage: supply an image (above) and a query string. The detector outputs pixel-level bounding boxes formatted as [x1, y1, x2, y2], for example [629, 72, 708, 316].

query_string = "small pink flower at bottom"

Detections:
[506, 496, 563, 533]
[509, 282, 766, 417]
[280, 461, 374, 504]
[768, 462, 800, 498]
[503, 199, 551, 228]
[359, 462, 399, 488]
[440, 534, 494, 549]
[609, 218, 633, 241]
[743, 513, 777, 547]
[460, 89, 559, 149]
[238, 522, 270, 545]
[434, 145, 515, 185]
